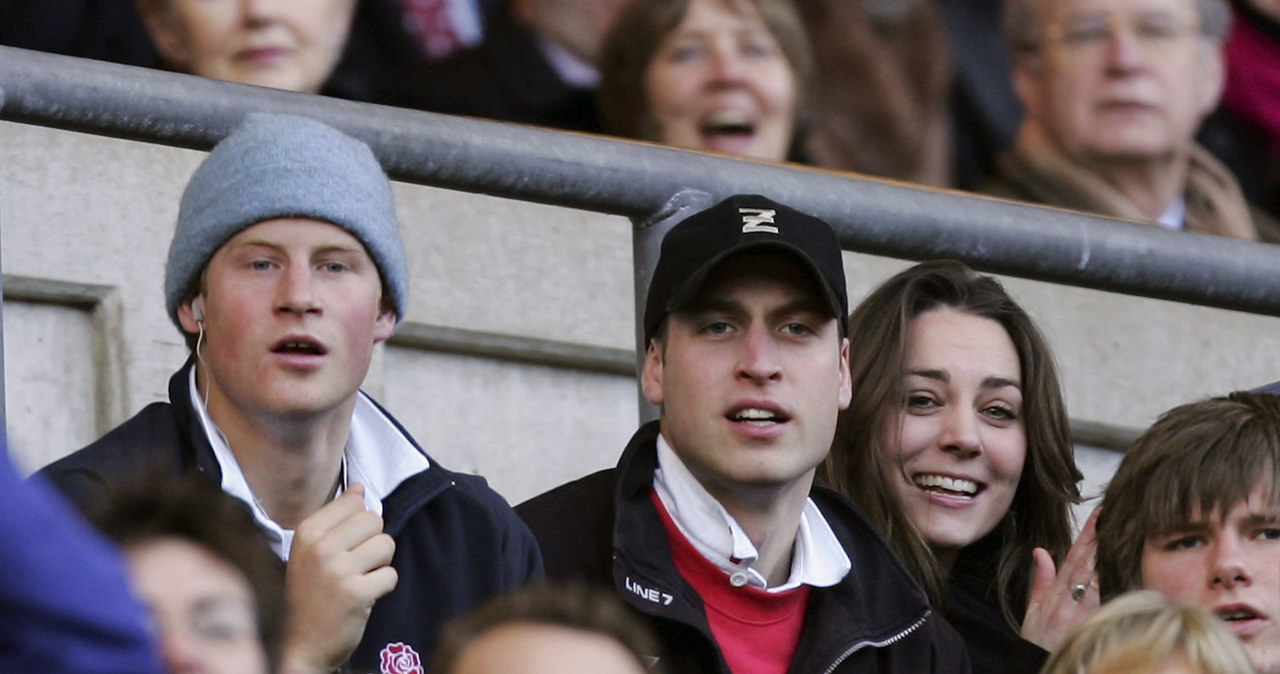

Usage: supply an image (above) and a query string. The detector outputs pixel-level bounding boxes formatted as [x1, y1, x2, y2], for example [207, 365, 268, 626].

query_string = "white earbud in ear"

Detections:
[192, 297, 205, 323]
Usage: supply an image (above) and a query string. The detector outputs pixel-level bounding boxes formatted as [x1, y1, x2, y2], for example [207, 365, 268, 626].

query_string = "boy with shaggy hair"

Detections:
[1097, 390, 1280, 674]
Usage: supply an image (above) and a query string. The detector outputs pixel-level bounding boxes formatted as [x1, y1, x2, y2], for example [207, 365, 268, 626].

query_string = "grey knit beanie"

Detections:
[164, 113, 408, 329]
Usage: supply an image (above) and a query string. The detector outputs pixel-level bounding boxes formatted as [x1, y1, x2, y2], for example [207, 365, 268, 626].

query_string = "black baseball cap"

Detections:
[643, 194, 848, 342]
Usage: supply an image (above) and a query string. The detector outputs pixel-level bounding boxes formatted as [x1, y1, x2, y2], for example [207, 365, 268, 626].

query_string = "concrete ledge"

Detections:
[391, 323, 634, 376]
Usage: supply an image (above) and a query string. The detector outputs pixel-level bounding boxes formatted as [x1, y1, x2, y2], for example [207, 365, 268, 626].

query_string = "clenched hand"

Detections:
[280, 484, 398, 674]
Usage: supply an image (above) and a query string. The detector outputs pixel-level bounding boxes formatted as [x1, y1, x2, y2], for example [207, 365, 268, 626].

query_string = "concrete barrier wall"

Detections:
[3, 120, 1277, 510]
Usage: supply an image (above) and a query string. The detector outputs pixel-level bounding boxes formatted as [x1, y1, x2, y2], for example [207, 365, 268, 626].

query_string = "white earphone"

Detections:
[191, 296, 210, 402]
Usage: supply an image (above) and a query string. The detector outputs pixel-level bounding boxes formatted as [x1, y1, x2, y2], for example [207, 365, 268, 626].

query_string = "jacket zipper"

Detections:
[820, 610, 930, 674]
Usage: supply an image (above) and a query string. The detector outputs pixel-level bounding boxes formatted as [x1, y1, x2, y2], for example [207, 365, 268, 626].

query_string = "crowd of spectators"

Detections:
[3, 1, 1280, 673]
[5, 0, 1280, 238]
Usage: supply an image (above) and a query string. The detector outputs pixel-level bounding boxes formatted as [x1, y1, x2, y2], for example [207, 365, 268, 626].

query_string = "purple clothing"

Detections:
[1253, 381, 1280, 395]
[2, 446, 161, 674]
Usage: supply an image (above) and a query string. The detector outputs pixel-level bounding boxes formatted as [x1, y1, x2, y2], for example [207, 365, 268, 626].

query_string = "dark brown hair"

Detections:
[89, 472, 286, 672]
[597, 0, 812, 143]
[821, 259, 1081, 628]
[1096, 391, 1280, 601]
[429, 582, 663, 673]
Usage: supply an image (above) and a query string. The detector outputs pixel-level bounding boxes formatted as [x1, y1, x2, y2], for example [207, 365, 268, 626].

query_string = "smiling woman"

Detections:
[597, 0, 811, 162]
[821, 259, 1086, 672]
[891, 306, 1028, 570]
[137, 0, 357, 93]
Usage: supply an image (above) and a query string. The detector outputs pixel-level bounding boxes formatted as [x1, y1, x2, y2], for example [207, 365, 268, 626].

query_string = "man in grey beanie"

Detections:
[40, 113, 542, 674]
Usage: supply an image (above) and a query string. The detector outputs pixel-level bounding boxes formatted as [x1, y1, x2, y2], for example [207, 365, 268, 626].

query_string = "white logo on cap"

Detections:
[740, 208, 779, 234]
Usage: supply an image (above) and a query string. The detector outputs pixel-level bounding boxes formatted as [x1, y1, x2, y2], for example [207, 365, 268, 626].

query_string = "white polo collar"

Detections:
[188, 368, 428, 560]
[652, 435, 850, 592]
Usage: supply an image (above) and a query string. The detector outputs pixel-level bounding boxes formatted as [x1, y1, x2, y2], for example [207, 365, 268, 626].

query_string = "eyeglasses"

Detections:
[1044, 11, 1202, 55]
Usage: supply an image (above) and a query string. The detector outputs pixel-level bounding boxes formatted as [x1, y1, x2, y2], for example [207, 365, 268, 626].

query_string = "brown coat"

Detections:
[983, 126, 1280, 243]
[797, 0, 954, 186]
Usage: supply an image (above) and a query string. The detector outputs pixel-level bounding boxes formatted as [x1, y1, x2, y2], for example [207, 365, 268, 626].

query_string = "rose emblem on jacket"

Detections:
[379, 642, 423, 674]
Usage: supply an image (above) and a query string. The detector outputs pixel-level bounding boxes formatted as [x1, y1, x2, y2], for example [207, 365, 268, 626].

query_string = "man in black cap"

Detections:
[517, 195, 969, 673]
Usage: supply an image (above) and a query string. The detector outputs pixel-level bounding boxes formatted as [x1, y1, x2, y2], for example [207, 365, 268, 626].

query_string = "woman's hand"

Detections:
[1021, 506, 1101, 651]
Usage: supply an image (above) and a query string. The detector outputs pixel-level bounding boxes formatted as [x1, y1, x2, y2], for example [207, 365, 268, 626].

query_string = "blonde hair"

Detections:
[1040, 591, 1255, 674]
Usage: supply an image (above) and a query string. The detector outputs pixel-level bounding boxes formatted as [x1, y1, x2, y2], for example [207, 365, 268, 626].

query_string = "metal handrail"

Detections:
[4, 45, 1280, 319]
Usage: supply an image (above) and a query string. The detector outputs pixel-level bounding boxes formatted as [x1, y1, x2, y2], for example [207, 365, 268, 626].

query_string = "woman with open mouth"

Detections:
[823, 260, 1094, 672]
[596, 0, 810, 163]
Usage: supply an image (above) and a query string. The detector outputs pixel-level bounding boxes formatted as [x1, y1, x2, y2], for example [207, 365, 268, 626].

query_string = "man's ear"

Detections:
[373, 299, 396, 343]
[140, 7, 192, 70]
[1195, 41, 1227, 119]
[177, 296, 203, 336]
[640, 340, 665, 406]
[1013, 61, 1042, 123]
[837, 337, 852, 411]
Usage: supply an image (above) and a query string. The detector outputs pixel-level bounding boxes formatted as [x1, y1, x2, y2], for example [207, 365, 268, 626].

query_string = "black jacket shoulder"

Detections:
[39, 401, 207, 513]
[516, 467, 615, 582]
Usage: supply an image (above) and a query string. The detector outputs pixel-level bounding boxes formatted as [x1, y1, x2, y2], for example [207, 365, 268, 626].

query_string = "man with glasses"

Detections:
[988, 0, 1280, 242]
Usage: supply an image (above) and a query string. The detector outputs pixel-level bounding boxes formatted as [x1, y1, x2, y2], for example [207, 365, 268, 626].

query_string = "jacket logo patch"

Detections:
[740, 208, 779, 234]
[625, 576, 674, 605]
[379, 641, 423, 674]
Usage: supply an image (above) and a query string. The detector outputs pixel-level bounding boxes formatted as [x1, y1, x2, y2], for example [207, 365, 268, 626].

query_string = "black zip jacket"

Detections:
[38, 360, 542, 673]
[516, 422, 972, 674]
[946, 535, 1049, 673]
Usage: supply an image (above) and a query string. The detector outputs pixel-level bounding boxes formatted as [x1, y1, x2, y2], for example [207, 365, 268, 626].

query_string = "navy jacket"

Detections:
[517, 422, 972, 674]
[39, 360, 542, 673]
